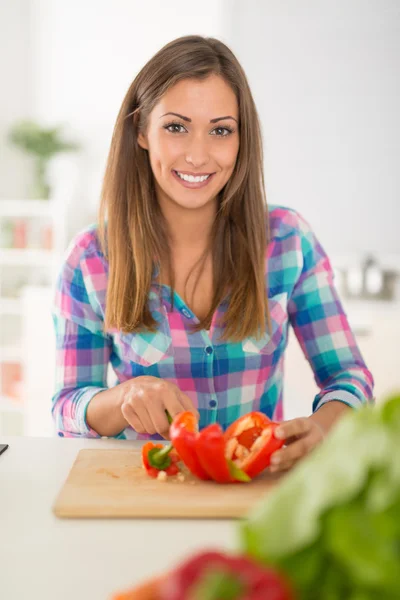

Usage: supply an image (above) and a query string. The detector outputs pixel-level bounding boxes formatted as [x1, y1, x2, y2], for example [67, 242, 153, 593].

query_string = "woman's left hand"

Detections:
[268, 417, 325, 473]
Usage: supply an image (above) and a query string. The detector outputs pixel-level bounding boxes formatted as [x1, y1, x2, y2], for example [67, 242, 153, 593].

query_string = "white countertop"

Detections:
[0, 436, 236, 600]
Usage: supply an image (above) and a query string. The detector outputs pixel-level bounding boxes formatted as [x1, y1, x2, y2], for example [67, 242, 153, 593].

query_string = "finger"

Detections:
[164, 388, 198, 420]
[177, 390, 200, 420]
[137, 402, 157, 435]
[270, 435, 313, 465]
[148, 405, 171, 437]
[274, 417, 311, 441]
[282, 437, 298, 446]
[121, 402, 146, 434]
[269, 460, 295, 474]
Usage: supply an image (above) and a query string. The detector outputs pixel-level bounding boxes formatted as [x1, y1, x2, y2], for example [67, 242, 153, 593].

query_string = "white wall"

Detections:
[28, 0, 228, 239]
[4, 1, 399, 257]
[0, 0, 33, 199]
[225, 0, 400, 257]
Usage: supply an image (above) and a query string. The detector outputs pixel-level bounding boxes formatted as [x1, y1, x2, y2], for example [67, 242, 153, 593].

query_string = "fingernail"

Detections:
[274, 427, 284, 439]
[270, 454, 280, 465]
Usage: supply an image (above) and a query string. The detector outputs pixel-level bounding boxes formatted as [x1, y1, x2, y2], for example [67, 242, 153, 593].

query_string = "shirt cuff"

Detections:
[73, 386, 109, 437]
[312, 389, 364, 413]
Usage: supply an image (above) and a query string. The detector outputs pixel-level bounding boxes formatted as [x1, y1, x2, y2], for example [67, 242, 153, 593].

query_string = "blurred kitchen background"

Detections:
[0, 0, 399, 436]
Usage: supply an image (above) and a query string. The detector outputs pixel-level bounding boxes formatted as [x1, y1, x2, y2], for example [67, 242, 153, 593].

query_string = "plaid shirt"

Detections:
[52, 205, 374, 439]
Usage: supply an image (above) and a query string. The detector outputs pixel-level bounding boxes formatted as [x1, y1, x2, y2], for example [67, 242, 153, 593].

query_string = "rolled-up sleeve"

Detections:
[287, 215, 374, 412]
[52, 237, 111, 437]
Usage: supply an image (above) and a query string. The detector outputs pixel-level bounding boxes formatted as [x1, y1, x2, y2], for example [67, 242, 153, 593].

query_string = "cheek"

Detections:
[217, 141, 239, 173]
[151, 136, 183, 172]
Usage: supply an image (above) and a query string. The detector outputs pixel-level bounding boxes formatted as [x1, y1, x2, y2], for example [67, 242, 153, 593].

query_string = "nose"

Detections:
[185, 135, 210, 169]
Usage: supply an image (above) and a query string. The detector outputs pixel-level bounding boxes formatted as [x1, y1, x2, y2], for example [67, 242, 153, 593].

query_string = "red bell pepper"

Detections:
[141, 442, 181, 478]
[224, 412, 284, 479]
[169, 412, 211, 481]
[112, 550, 295, 599]
[195, 424, 251, 483]
[169, 411, 283, 483]
[161, 550, 295, 600]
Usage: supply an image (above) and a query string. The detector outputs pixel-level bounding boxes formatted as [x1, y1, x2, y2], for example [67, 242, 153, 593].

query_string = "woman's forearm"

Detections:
[86, 382, 130, 437]
[309, 400, 352, 435]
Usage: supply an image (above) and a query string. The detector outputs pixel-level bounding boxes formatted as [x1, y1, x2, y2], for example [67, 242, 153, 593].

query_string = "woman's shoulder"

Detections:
[63, 223, 107, 271]
[268, 204, 313, 241]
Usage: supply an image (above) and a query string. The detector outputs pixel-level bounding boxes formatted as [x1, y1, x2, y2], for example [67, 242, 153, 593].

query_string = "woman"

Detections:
[52, 35, 374, 473]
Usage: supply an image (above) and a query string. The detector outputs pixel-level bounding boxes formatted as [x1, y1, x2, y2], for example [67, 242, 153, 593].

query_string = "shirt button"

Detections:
[209, 399, 217, 408]
[205, 346, 213, 355]
[181, 308, 192, 318]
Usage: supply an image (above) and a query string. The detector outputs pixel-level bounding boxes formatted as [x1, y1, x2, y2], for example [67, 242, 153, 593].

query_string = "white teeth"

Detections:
[176, 171, 210, 183]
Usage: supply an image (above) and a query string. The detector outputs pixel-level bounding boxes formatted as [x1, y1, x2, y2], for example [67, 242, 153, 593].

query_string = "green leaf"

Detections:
[381, 394, 400, 430]
[324, 495, 400, 594]
[242, 407, 390, 558]
[239, 395, 400, 599]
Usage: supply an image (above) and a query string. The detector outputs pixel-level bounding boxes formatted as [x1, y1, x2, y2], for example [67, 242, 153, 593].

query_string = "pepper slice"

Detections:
[111, 550, 294, 600]
[142, 442, 180, 478]
[195, 424, 251, 484]
[224, 412, 284, 479]
[169, 411, 211, 480]
[162, 550, 294, 600]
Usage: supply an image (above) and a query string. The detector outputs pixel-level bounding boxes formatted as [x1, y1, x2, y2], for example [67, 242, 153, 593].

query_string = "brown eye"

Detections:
[163, 122, 187, 134]
[210, 126, 234, 137]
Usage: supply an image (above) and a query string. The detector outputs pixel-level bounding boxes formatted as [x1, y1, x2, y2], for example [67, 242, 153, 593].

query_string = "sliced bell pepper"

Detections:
[224, 412, 284, 479]
[169, 411, 211, 481]
[195, 424, 251, 483]
[176, 550, 294, 600]
[142, 442, 181, 478]
[112, 550, 294, 600]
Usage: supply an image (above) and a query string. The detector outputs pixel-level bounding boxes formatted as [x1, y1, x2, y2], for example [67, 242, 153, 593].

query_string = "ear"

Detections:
[137, 131, 148, 150]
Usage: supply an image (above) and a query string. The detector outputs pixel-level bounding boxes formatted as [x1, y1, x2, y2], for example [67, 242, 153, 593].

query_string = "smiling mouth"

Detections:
[172, 169, 216, 189]
[173, 170, 214, 183]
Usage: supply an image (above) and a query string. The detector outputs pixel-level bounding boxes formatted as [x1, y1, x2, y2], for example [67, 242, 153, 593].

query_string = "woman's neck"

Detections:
[158, 193, 217, 252]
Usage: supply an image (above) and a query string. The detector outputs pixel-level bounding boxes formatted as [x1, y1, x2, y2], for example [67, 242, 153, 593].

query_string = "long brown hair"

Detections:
[99, 35, 270, 342]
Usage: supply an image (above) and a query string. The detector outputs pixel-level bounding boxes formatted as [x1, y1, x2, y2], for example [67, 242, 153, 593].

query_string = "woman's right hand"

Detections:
[120, 376, 200, 439]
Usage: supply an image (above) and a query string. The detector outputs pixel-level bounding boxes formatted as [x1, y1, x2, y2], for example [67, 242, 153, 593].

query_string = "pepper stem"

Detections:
[148, 445, 173, 470]
[227, 460, 251, 482]
[192, 569, 244, 600]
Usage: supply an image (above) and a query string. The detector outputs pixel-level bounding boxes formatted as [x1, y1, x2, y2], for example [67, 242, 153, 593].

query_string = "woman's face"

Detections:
[138, 74, 240, 214]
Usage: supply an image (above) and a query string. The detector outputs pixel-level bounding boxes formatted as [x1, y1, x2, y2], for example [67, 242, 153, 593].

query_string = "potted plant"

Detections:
[8, 120, 80, 199]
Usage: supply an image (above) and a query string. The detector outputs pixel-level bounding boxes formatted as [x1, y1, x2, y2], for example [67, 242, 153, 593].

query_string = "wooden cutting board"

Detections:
[53, 449, 281, 519]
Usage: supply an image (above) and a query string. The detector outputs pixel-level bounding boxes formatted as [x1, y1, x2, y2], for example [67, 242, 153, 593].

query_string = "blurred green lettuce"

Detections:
[240, 394, 400, 599]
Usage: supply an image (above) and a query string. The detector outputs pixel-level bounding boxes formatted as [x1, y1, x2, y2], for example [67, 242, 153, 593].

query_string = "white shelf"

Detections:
[0, 395, 23, 414]
[0, 298, 22, 315]
[0, 199, 54, 217]
[0, 248, 56, 266]
[0, 346, 23, 362]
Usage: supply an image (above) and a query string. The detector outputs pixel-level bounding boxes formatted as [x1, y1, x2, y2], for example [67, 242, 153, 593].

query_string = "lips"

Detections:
[175, 170, 213, 177]
[172, 169, 216, 189]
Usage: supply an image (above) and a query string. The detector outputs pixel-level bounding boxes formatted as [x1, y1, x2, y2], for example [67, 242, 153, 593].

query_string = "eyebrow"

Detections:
[160, 112, 238, 124]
